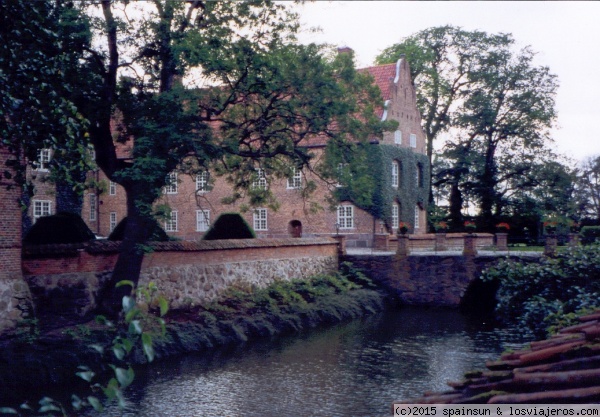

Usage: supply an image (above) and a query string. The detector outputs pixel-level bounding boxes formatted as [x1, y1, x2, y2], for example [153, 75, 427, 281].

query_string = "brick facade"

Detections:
[0, 147, 22, 279]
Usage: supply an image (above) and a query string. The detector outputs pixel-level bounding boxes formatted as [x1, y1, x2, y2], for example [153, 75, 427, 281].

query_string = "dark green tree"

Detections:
[455, 45, 558, 230]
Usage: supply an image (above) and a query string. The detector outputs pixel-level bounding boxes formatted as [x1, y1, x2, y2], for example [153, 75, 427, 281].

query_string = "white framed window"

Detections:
[287, 168, 302, 189]
[109, 181, 116, 196]
[392, 161, 399, 188]
[252, 168, 267, 190]
[337, 205, 354, 229]
[394, 130, 402, 145]
[392, 204, 399, 230]
[410, 133, 417, 148]
[196, 171, 210, 193]
[253, 208, 268, 231]
[414, 206, 421, 230]
[196, 210, 210, 232]
[89, 194, 97, 222]
[109, 212, 117, 232]
[32, 200, 52, 222]
[164, 172, 178, 194]
[35, 149, 52, 171]
[165, 211, 178, 232]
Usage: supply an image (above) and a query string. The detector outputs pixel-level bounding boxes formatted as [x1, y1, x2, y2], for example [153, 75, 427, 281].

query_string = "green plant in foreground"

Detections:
[0, 282, 169, 416]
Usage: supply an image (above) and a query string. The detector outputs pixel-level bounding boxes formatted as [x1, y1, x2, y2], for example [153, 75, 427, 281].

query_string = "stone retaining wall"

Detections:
[22, 238, 338, 328]
[345, 253, 541, 307]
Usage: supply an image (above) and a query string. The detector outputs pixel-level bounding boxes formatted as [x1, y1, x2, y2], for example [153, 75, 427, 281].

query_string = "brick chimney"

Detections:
[337, 46, 354, 55]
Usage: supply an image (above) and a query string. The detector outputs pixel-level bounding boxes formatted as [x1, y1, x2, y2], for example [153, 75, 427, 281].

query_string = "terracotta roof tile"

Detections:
[360, 63, 397, 101]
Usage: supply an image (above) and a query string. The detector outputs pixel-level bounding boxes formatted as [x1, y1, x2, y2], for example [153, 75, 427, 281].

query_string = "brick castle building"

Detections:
[28, 54, 429, 249]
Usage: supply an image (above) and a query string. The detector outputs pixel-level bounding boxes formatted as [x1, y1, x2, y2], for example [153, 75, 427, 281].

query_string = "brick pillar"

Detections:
[396, 234, 410, 257]
[373, 234, 390, 251]
[545, 235, 558, 257]
[435, 233, 447, 252]
[495, 233, 508, 251]
[0, 146, 33, 334]
[332, 235, 346, 257]
[463, 234, 478, 256]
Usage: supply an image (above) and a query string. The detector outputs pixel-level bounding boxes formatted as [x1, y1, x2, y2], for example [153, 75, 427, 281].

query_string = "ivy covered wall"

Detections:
[332, 143, 430, 232]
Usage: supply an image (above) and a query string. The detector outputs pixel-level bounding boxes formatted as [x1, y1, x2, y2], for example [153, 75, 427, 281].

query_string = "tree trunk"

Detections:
[449, 178, 464, 231]
[99, 184, 156, 316]
[479, 140, 498, 232]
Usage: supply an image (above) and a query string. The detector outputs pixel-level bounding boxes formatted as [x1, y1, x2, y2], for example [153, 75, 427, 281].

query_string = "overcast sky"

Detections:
[293, 1, 600, 163]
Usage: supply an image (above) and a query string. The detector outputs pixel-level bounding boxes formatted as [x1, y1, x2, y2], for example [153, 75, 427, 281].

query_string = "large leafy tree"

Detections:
[376, 26, 513, 206]
[455, 45, 558, 230]
[72, 0, 388, 312]
[377, 26, 559, 231]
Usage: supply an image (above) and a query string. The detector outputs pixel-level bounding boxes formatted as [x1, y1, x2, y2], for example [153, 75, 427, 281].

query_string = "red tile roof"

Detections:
[111, 62, 399, 153]
[360, 63, 397, 102]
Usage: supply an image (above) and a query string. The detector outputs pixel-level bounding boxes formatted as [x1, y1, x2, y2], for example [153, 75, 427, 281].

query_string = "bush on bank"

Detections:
[481, 244, 600, 338]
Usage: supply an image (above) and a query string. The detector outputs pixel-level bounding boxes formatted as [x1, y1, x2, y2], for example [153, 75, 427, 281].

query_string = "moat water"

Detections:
[96, 307, 530, 417]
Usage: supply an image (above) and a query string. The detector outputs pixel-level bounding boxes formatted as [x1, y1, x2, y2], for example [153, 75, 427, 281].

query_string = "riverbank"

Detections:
[0, 267, 392, 404]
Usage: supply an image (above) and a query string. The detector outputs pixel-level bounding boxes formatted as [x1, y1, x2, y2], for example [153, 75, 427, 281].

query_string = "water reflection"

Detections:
[101, 307, 529, 417]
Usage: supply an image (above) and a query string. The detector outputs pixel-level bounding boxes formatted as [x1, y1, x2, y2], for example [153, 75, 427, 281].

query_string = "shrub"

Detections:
[202, 212, 256, 240]
[23, 212, 96, 245]
[581, 226, 600, 245]
[481, 244, 600, 338]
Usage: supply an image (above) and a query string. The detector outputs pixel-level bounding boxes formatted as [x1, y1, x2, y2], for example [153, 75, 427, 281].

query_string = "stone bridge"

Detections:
[343, 250, 542, 310]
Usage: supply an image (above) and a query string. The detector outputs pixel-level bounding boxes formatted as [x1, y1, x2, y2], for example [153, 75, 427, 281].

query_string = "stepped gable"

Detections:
[402, 310, 600, 404]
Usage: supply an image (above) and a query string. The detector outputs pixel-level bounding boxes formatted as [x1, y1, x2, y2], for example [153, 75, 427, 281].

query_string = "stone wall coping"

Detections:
[23, 237, 337, 257]
[391, 233, 494, 241]
[145, 237, 336, 252]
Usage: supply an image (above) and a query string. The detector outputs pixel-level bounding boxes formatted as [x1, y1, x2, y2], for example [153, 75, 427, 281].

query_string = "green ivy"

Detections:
[329, 143, 429, 231]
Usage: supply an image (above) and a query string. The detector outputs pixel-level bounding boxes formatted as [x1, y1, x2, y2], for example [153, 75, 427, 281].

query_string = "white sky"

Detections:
[293, 1, 600, 163]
